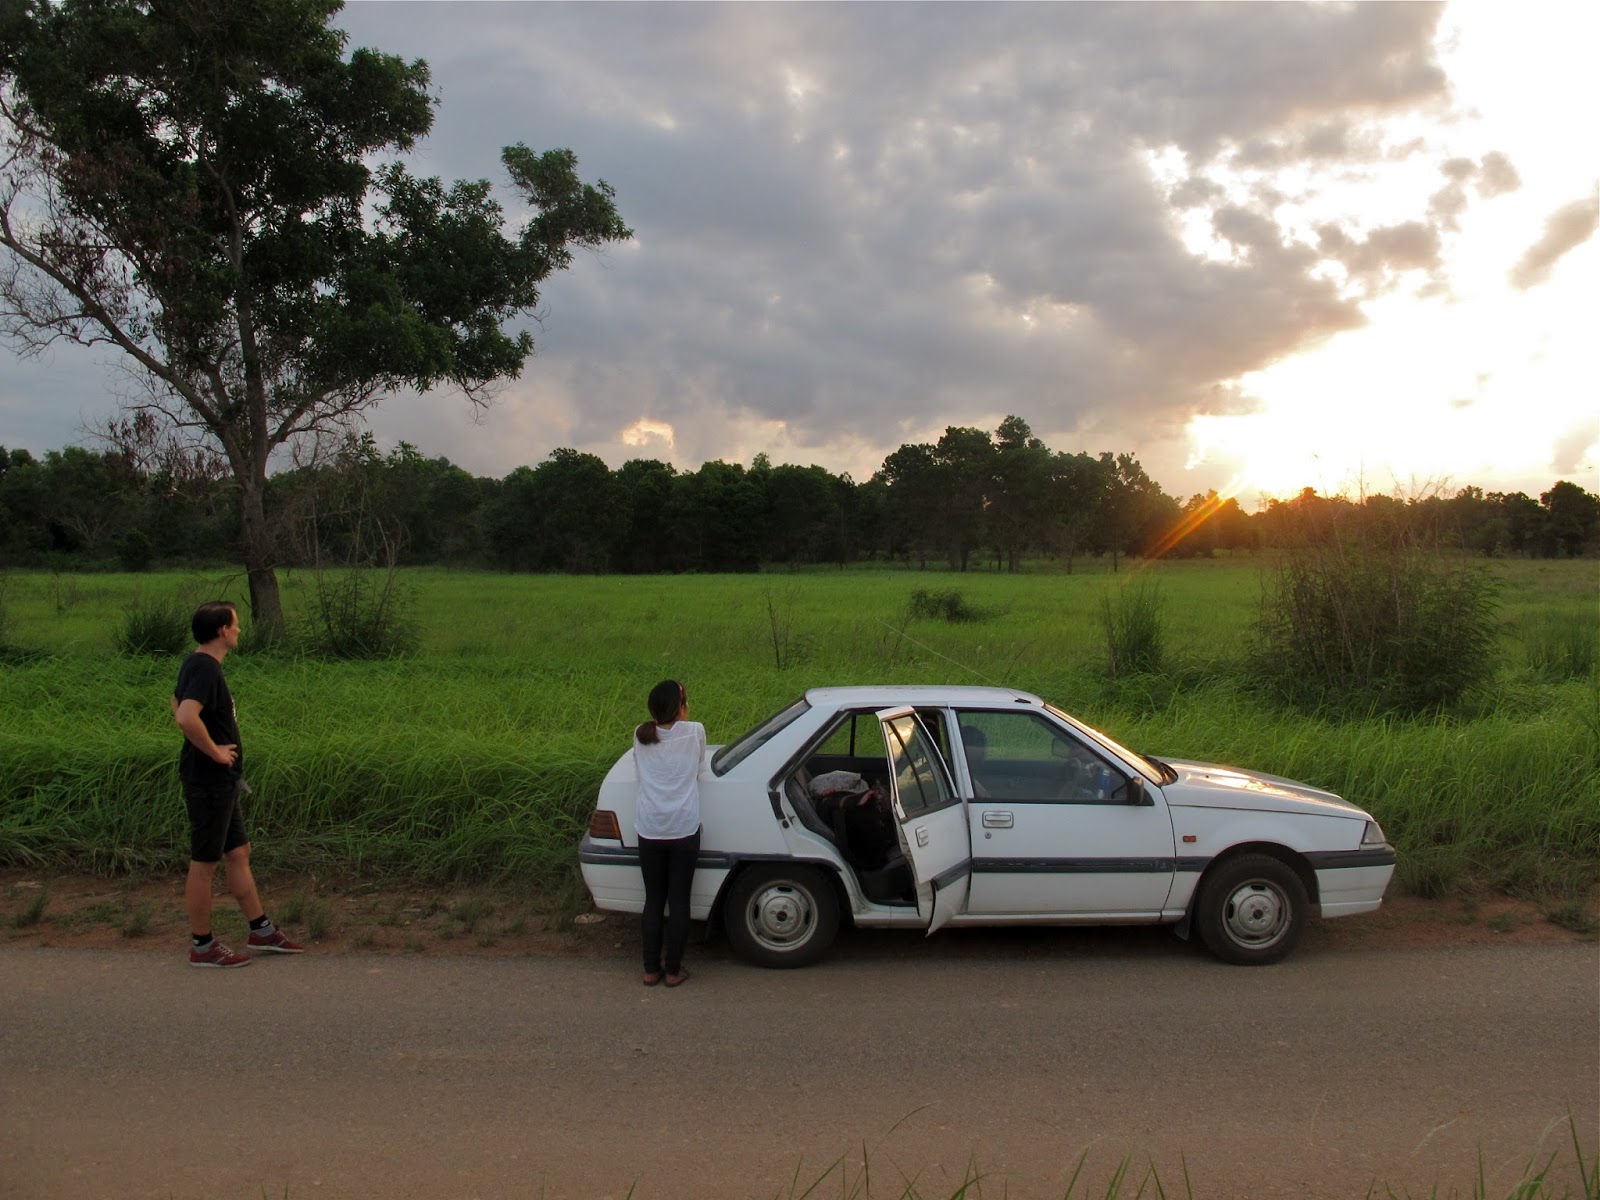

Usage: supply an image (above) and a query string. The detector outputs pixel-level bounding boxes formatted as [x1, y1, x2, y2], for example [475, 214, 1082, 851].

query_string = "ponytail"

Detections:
[636, 678, 686, 746]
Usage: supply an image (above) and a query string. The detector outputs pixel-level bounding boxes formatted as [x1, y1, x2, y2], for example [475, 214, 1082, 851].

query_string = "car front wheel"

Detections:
[1195, 853, 1309, 965]
[724, 864, 840, 969]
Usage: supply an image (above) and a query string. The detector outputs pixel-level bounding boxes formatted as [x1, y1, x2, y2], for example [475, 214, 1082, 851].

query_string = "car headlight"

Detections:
[1360, 819, 1389, 848]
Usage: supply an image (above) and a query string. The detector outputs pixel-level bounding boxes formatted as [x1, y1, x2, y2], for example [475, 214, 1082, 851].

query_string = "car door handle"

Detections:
[915, 826, 930, 847]
[981, 811, 1015, 829]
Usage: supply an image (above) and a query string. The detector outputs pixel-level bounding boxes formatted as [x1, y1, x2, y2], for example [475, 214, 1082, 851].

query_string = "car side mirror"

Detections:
[1128, 776, 1152, 806]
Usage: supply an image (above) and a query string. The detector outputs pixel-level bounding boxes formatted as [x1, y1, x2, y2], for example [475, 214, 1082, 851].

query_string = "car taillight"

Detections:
[589, 810, 622, 840]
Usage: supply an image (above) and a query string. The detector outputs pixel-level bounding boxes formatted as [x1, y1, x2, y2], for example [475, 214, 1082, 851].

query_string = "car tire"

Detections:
[723, 864, 840, 969]
[1194, 853, 1308, 965]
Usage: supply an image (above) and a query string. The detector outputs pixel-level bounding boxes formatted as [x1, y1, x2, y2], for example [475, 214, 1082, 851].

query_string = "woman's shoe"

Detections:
[642, 970, 664, 986]
[663, 968, 690, 988]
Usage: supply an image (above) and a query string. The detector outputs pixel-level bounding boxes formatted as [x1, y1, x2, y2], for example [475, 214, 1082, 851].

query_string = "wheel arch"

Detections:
[710, 855, 857, 934]
[1189, 842, 1320, 916]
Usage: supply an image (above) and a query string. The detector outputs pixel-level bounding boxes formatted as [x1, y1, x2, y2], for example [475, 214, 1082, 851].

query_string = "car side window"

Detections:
[955, 710, 1132, 803]
[883, 713, 953, 818]
[813, 712, 888, 759]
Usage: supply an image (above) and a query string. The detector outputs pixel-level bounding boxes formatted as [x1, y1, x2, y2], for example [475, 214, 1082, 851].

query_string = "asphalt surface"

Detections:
[2, 928, 1596, 1199]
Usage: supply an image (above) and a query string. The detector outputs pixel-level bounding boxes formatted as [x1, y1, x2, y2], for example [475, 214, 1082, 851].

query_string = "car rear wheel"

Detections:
[1195, 853, 1308, 965]
[724, 864, 840, 969]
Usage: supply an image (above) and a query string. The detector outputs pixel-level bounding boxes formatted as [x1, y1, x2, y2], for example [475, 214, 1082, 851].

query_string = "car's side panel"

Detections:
[1171, 804, 1363, 863]
[964, 797, 1178, 915]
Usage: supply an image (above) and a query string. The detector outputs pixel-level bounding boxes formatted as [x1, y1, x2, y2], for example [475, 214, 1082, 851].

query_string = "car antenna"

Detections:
[877, 619, 1005, 687]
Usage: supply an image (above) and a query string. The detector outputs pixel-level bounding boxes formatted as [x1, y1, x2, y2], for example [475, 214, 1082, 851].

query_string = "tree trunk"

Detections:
[237, 475, 286, 643]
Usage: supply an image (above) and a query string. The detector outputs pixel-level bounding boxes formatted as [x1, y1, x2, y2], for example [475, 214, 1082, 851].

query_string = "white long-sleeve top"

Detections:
[632, 720, 706, 840]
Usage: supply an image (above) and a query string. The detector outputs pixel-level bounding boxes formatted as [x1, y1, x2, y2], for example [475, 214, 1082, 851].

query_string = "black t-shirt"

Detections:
[174, 651, 243, 785]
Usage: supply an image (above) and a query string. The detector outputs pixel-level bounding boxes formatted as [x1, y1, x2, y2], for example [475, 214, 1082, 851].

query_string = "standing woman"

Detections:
[633, 679, 705, 987]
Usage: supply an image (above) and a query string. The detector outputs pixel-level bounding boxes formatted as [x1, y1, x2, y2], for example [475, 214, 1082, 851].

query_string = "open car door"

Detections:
[877, 706, 972, 934]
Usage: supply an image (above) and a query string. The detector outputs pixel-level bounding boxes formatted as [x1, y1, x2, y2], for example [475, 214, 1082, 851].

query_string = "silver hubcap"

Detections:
[1222, 879, 1291, 948]
[746, 881, 816, 953]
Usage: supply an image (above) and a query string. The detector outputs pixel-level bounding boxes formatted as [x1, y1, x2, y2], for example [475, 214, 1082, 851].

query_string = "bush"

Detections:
[1252, 538, 1499, 715]
[114, 528, 156, 572]
[1100, 581, 1165, 677]
[114, 595, 190, 656]
[907, 589, 977, 622]
[300, 568, 418, 659]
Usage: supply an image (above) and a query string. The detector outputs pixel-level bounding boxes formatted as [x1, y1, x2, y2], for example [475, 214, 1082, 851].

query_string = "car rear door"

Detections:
[877, 706, 972, 933]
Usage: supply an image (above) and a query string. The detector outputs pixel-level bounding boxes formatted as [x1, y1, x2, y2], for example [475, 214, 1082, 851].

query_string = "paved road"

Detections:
[2, 928, 1596, 1199]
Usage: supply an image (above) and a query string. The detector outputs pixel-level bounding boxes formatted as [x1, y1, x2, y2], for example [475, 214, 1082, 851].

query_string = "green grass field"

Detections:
[0, 558, 1595, 905]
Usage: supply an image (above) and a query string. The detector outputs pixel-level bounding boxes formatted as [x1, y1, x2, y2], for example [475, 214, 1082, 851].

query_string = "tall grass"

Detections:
[1100, 580, 1165, 677]
[0, 561, 1594, 897]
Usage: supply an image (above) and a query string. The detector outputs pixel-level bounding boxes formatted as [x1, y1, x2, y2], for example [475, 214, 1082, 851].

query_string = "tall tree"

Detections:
[0, 0, 630, 639]
[875, 442, 941, 569]
[1540, 481, 1600, 558]
[1094, 452, 1165, 571]
[989, 415, 1053, 572]
[931, 425, 995, 571]
[1047, 450, 1105, 573]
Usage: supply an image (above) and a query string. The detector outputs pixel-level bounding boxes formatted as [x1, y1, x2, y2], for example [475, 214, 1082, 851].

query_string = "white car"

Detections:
[579, 686, 1395, 967]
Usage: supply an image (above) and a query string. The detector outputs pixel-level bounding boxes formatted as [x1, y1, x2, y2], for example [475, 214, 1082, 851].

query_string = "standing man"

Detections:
[171, 601, 302, 967]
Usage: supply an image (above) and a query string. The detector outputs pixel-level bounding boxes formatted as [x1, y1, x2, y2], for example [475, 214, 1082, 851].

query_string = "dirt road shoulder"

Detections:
[4, 869, 1594, 960]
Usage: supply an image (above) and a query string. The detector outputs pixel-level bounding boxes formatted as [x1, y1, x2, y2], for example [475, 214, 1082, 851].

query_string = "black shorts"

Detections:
[184, 779, 249, 863]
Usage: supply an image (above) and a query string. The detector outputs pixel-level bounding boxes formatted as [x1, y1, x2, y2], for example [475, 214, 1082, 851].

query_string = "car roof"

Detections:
[802, 684, 1045, 709]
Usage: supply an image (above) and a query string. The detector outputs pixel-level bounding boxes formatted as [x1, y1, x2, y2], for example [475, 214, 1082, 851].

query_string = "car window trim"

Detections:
[713, 696, 811, 775]
[1040, 703, 1163, 784]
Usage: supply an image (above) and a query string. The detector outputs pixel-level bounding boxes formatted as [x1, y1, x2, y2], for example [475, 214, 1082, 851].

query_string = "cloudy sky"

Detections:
[2, 0, 1595, 509]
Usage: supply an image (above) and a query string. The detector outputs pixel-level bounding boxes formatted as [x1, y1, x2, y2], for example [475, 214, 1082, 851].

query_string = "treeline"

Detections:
[2, 415, 1596, 573]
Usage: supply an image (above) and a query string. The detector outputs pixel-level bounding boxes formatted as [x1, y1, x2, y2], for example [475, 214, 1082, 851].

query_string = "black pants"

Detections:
[638, 828, 700, 974]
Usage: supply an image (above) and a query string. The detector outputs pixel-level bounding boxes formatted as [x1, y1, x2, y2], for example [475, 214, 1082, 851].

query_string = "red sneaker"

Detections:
[189, 940, 251, 968]
[247, 927, 305, 954]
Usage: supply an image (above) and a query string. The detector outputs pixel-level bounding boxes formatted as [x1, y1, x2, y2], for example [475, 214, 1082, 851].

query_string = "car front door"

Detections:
[952, 709, 1176, 917]
[878, 706, 972, 933]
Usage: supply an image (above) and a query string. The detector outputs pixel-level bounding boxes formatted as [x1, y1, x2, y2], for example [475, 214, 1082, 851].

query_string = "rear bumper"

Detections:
[578, 834, 727, 920]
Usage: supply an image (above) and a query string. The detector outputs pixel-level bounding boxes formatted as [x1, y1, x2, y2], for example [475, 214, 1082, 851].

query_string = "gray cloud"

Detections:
[5, 1, 1465, 490]
[1508, 195, 1599, 290]
[1316, 220, 1444, 290]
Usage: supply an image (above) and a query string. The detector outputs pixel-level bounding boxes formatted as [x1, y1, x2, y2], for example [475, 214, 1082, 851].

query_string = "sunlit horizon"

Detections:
[1178, 0, 1598, 512]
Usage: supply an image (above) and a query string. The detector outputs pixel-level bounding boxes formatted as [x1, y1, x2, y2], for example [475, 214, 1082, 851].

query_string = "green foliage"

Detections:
[303, 897, 336, 940]
[114, 528, 155, 573]
[0, 570, 12, 651]
[1252, 538, 1500, 715]
[114, 595, 191, 657]
[0, 563, 1594, 906]
[13, 884, 50, 928]
[907, 589, 978, 623]
[1544, 902, 1598, 936]
[749, 1121, 1599, 1199]
[0, 0, 630, 639]
[300, 569, 418, 660]
[120, 899, 154, 939]
[1523, 613, 1597, 681]
[1100, 581, 1165, 677]
[763, 586, 815, 670]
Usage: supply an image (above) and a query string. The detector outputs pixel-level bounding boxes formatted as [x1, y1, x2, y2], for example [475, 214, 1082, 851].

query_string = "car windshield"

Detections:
[712, 696, 811, 775]
[1043, 703, 1170, 783]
